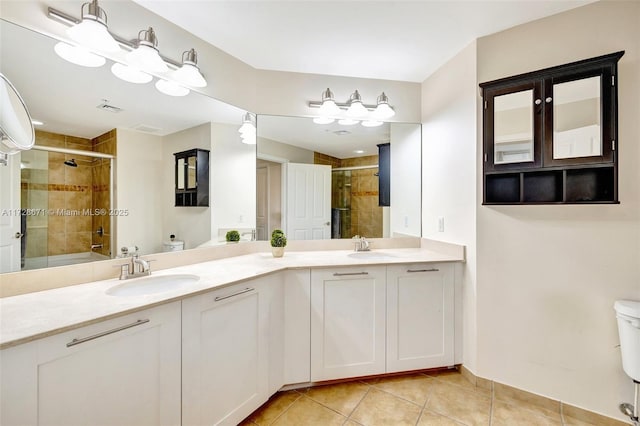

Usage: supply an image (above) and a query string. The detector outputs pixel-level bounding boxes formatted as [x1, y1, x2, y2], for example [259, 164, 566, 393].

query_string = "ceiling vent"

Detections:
[333, 130, 351, 136]
[96, 102, 123, 113]
[131, 124, 162, 134]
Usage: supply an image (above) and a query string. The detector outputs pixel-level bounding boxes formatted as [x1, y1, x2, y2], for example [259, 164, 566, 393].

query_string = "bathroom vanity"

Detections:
[0, 243, 463, 425]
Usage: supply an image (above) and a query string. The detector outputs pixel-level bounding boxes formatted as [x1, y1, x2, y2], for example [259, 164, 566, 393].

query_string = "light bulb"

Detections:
[111, 63, 152, 84]
[54, 42, 106, 68]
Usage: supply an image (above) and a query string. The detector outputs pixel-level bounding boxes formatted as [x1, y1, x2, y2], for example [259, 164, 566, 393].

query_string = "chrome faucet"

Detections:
[133, 255, 151, 273]
[352, 235, 370, 252]
[242, 229, 257, 241]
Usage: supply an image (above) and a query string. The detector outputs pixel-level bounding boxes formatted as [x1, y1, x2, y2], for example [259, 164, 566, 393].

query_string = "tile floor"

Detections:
[241, 370, 615, 426]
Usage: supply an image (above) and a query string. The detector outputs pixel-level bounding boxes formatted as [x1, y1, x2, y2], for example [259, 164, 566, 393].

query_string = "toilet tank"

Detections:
[615, 300, 640, 382]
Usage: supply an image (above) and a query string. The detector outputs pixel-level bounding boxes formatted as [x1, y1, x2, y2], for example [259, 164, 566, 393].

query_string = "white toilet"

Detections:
[615, 300, 640, 382]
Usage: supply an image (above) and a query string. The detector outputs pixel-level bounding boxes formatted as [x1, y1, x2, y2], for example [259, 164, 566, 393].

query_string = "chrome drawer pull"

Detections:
[67, 319, 150, 347]
[407, 268, 439, 273]
[333, 272, 369, 276]
[214, 287, 254, 302]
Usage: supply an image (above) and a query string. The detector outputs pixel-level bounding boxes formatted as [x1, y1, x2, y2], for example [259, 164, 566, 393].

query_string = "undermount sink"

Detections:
[106, 274, 200, 297]
[347, 251, 397, 260]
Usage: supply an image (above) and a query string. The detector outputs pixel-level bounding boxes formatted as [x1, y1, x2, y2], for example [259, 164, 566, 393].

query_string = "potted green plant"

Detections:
[270, 229, 287, 257]
[225, 230, 240, 243]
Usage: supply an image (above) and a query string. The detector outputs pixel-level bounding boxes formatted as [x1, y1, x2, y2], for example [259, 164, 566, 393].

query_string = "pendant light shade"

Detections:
[54, 42, 106, 67]
[239, 113, 257, 144]
[338, 118, 359, 126]
[67, 0, 119, 53]
[318, 88, 340, 116]
[313, 117, 335, 124]
[173, 49, 207, 88]
[373, 92, 395, 119]
[127, 27, 168, 73]
[361, 120, 384, 127]
[346, 90, 368, 117]
[155, 79, 189, 97]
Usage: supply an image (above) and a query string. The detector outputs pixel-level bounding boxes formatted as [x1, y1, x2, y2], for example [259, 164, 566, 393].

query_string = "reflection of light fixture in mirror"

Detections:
[111, 63, 152, 84]
[354, 150, 365, 154]
[313, 117, 335, 124]
[361, 120, 384, 127]
[318, 88, 340, 116]
[127, 27, 168, 73]
[347, 90, 368, 117]
[373, 92, 395, 119]
[338, 118, 359, 126]
[155, 79, 190, 97]
[173, 49, 207, 88]
[239, 113, 256, 144]
[31, 120, 44, 126]
[67, 0, 120, 52]
[0, 73, 35, 164]
[54, 42, 106, 67]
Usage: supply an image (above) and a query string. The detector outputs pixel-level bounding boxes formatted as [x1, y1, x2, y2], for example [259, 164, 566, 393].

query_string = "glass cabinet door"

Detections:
[484, 80, 543, 171]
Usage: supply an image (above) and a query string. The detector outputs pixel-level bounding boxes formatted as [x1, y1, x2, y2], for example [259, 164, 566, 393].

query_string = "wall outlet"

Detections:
[438, 216, 444, 232]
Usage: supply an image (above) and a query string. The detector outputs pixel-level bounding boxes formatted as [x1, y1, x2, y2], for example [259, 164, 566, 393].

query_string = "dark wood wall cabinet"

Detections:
[174, 149, 210, 207]
[480, 51, 624, 205]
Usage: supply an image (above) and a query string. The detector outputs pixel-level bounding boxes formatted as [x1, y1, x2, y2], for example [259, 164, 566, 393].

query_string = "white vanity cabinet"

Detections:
[0, 302, 182, 426]
[386, 263, 455, 372]
[182, 275, 280, 426]
[311, 266, 387, 381]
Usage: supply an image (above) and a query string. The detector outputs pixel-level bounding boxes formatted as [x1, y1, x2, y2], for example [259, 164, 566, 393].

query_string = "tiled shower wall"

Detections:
[23, 130, 115, 258]
[314, 152, 383, 238]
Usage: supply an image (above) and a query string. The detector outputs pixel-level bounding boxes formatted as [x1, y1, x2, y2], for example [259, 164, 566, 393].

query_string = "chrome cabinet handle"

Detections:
[66, 319, 149, 347]
[545, 97, 553, 103]
[535, 99, 542, 105]
[407, 268, 439, 273]
[333, 272, 369, 276]
[214, 287, 254, 302]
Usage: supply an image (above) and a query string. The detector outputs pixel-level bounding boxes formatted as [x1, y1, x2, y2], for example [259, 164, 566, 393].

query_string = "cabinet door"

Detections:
[182, 280, 269, 425]
[311, 266, 386, 381]
[386, 263, 454, 372]
[1, 302, 181, 426]
[483, 80, 544, 172]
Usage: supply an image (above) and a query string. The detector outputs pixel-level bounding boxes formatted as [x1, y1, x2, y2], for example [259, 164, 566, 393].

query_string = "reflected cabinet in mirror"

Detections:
[256, 115, 422, 241]
[0, 19, 251, 273]
[481, 51, 624, 205]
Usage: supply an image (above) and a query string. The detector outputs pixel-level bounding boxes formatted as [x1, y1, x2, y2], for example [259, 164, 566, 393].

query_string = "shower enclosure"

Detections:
[331, 170, 352, 239]
[19, 133, 115, 270]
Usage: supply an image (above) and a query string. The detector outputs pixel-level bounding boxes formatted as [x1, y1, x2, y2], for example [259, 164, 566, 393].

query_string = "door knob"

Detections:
[325, 222, 330, 226]
[15, 232, 24, 239]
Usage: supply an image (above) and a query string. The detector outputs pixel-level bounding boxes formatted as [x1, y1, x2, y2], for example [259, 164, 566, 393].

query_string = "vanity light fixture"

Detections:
[126, 27, 168, 73]
[346, 90, 368, 118]
[111, 63, 153, 84]
[155, 79, 190, 97]
[54, 42, 106, 67]
[173, 49, 207, 88]
[66, 0, 119, 53]
[373, 92, 395, 119]
[309, 88, 395, 127]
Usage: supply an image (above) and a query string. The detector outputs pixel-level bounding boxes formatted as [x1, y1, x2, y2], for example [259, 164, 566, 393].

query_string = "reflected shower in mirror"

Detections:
[0, 19, 253, 273]
[256, 115, 421, 241]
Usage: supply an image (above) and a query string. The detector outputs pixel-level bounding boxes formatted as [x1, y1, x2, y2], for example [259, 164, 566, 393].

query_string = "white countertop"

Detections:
[0, 247, 462, 349]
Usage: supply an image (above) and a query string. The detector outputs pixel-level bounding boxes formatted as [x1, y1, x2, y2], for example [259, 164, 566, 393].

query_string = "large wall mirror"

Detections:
[0, 19, 255, 273]
[256, 115, 422, 241]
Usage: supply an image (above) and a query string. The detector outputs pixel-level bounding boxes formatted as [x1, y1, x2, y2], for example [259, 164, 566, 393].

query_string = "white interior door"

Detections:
[285, 163, 331, 240]
[0, 153, 21, 272]
[256, 166, 269, 241]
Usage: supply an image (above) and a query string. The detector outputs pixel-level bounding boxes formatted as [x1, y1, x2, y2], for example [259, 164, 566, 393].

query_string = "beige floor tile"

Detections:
[492, 401, 562, 426]
[493, 382, 560, 415]
[373, 374, 435, 406]
[427, 370, 490, 396]
[248, 391, 301, 425]
[350, 388, 422, 426]
[425, 381, 491, 426]
[417, 409, 466, 425]
[272, 396, 346, 426]
[305, 381, 369, 416]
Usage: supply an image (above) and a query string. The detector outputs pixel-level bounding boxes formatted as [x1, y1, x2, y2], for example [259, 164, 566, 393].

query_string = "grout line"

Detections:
[345, 386, 371, 424]
[488, 380, 495, 426]
[262, 392, 302, 425]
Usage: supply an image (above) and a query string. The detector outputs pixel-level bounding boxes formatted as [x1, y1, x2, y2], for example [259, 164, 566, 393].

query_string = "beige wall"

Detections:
[475, 1, 640, 421]
[421, 41, 478, 370]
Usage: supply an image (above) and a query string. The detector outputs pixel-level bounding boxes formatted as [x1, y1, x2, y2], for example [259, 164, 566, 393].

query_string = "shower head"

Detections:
[64, 159, 78, 167]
